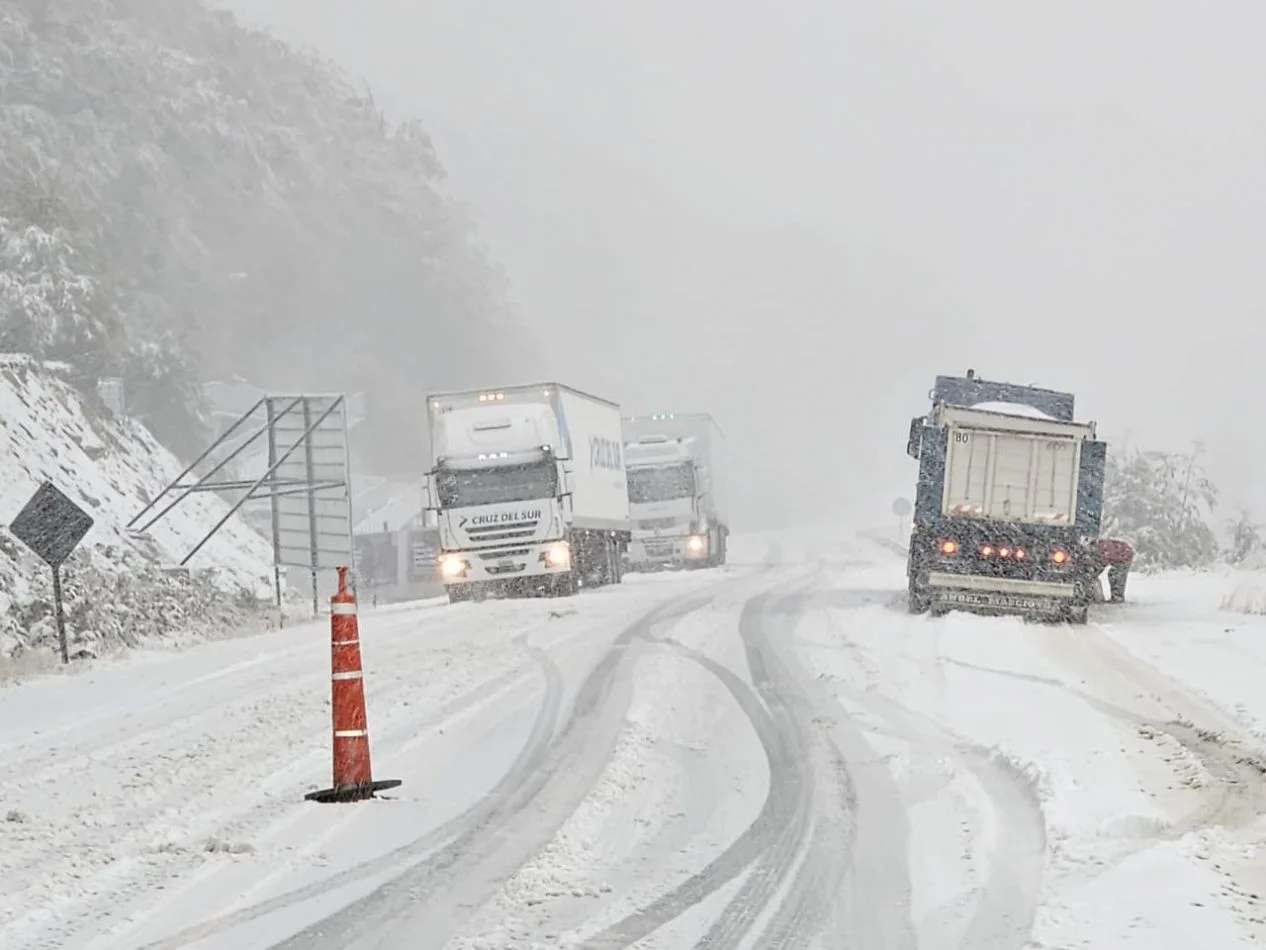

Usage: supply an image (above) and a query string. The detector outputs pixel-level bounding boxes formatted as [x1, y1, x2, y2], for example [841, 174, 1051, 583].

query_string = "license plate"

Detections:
[940, 591, 1052, 612]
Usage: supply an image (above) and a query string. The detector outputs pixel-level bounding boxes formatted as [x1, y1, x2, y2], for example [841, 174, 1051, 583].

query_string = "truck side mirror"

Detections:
[562, 469, 576, 496]
[906, 416, 925, 459]
[421, 478, 437, 513]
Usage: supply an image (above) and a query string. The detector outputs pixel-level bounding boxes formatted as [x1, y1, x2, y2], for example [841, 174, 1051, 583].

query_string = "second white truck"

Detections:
[425, 383, 632, 602]
[622, 412, 729, 571]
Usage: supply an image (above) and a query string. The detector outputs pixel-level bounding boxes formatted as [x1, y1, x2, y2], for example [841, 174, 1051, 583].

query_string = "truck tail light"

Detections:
[1051, 547, 1070, 565]
[939, 539, 958, 555]
[980, 544, 1026, 560]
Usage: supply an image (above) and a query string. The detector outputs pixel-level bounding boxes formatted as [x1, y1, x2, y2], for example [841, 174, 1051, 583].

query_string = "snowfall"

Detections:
[0, 525, 1263, 950]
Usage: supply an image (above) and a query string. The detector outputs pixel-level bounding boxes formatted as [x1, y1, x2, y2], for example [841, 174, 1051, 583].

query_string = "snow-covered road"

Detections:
[2, 532, 1266, 948]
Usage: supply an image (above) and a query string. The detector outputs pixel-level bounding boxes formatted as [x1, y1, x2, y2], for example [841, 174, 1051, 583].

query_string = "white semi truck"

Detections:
[425, 383, 632, 602]
[622, 413, 729, 571]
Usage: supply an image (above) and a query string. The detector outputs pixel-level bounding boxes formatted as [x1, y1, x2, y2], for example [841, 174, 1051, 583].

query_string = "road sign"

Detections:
[892, 497, 912, 517]
[267, 396, 354, 610]
[10, 482, 94, 664]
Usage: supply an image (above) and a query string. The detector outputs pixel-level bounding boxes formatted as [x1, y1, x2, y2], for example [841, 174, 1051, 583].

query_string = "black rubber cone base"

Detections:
[304, 778, 402, 804]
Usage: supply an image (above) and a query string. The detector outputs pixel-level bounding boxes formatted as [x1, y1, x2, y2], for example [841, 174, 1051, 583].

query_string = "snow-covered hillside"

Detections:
[0, 356, 274, 662]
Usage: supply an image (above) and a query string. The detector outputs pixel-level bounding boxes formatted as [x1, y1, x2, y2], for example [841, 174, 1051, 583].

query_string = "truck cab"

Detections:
[424, 384, 631, 603]
[427, 400, 577, 599]
[624, 437, 713, 570]
[621, 412, 729, 572]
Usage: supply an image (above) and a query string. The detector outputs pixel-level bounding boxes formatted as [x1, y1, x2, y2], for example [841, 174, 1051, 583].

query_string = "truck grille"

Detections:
[476, 548, 530, 560]
[638, 517, 680, 530]
[466, 521, 539, 544]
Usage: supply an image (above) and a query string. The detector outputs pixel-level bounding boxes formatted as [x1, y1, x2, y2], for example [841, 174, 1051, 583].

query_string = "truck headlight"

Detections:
[543, 542, 571, 567]
[439, 554, 469, 579]
[686, 535, 707, 554]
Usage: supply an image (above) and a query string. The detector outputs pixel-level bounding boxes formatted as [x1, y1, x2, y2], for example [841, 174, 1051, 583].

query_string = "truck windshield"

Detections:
[436, 460, 557, 507]
[627, 463, 695, 503]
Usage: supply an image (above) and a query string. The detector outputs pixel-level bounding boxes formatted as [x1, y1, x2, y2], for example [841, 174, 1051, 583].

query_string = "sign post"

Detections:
[891, 497, 912, 546]
[10, 482, 95, 664]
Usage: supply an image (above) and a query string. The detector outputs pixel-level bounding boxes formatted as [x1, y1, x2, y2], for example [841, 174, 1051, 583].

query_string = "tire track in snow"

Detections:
[9, 626, 565, 950]
[269, 591, 725, 950]
[798, 584, 1046, 949]
[745, 586, 918, 950]
[129, 636, 564, 950]
[579, 636, 810, 949]
[958, 622, 1266, 939]
[581, 574, 861, 950]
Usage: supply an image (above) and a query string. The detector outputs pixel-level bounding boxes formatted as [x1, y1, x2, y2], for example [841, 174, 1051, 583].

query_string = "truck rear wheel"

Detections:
[908, 576, 931, 614]
[1063, 600, 1090, 624]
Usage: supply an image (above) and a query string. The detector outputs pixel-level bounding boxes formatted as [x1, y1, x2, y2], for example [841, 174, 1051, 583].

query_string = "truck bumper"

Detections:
[926, 571, 1077, 615]
[625, 536, 709, 570]
[438, 543, 572, 592]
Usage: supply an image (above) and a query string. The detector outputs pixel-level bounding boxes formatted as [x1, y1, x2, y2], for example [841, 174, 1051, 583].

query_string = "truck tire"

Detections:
[553, 572, 579, 598]
[446, 584, 469, 605]
[1064, 600, 1090, 625]
[908, 576, 931, 614]
[609, 537, 624, 585]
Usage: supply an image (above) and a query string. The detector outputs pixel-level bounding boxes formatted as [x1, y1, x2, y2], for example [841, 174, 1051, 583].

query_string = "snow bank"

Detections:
[1221, 569, 1266, 615]
[0, 357, 274, 663]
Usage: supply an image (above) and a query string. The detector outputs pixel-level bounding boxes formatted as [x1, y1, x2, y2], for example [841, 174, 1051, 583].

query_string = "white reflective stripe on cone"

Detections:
[332, 639, 359, 646]
[332, 603, 358, 615]
[334, 730, 368, 738]
[331, 670, 363, 681]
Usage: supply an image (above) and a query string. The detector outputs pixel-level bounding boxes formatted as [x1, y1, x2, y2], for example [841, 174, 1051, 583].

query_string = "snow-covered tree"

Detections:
[1102, 444, 1219, 570]
[0, 217, 101, 354]
[1225, 510, 1266, 567]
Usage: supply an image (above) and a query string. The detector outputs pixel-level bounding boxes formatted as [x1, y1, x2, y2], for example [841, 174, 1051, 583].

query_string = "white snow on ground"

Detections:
[445, 567, 795, 950]
[798, 545, 1266, 947]
[4, 527, 1266, 947]
[1222, 564, 1266, 615]
[0, 356, 275, 661]
[0, 569, 732, 950]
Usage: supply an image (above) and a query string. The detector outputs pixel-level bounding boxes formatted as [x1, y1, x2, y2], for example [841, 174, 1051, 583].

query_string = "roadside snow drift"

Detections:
[0, 356, 274, 662]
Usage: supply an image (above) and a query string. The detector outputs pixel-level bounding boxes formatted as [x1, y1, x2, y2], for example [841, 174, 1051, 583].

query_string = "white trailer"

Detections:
[425, 383, 631, 602]
[622, 413, 729, 570]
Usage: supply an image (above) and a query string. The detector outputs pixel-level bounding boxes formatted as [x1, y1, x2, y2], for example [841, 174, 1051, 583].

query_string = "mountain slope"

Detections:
[0, 0, 524, 467]
[0, 355, 274, 664]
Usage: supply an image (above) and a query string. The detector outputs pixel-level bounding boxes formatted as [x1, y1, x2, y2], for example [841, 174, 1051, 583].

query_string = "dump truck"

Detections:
[425, 383, 632, 602]
[904, 370, 1108, 623]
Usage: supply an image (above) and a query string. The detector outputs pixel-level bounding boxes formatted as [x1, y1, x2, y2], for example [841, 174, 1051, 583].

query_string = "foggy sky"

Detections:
[223, 0, 1266, 530]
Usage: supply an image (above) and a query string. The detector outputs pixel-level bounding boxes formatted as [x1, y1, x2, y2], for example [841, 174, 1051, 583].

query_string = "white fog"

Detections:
[224, 0, 1266, 528]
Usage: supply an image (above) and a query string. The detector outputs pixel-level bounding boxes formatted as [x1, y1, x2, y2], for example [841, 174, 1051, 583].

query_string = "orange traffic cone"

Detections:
[305, 566, 401, 804]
